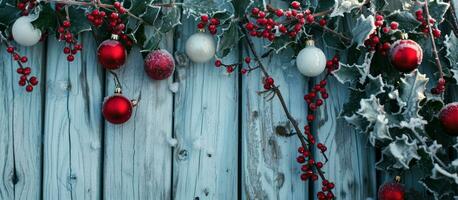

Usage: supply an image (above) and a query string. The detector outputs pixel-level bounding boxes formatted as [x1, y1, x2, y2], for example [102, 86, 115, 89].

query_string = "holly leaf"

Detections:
[366, 74, 386, 96]
[356, 95, 393, 145]
[0, 3, 20, 26]
[315, 0, 335, 13]
[141, 28, 161, 52]
[140, 5, 161, 25]
[377, 134, 420, 169]
[127, 0, 154, 16]
[159, 6, 181, 33]
[398, 71, 428, 119]
[217, 21, 239, 58]
[32, 4, 57, 32]
[420, 176, 458, 200]
[332, 52, 373, 86]
[267, 35, 295, 54]
[385, 11, 421, 31]
[68, 7, 92, 33]
[445, 32, 458, 71]
[330, 0, 364, 17]
[428, 0, 450, 23]
[182, 0, 234, 18]
[382, 0, 413, 12]
[351, 15, 376, 48]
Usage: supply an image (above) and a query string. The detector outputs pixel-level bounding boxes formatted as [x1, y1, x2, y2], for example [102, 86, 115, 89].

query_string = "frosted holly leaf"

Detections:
[351, 15, 376, 48]
[332, 52, 374, 86]
[399, 117, 427, 133]
[420, 176, 458, 200]
[344, 114, 370, 132]
[330, 0, 365, 17]
[386, 86, 407, 114]
[432, 164, 458, 184]
[0, 0, 21, 26]
[356, 95, 392, 144]
[140, 5, 161, 25]
[428, 0, 450, 23]
[383, 0, 413, 12]
[159, 6, 181, 33]
[399, 71, 428, 119]
[385, 11, 421, 31]
[380, 134, 420, 169]
[217, 21, 240, 57]
[445, 33, 458, 81]
[182, 0, 234, 18]
[365, 74, 386, 96]
[267, 35, 295, 54]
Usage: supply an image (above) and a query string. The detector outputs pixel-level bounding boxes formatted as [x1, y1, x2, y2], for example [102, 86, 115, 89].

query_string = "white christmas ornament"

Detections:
[12, 16, 42, 46]
[185, 32, 215, 63]
[296, 40, 326, 77]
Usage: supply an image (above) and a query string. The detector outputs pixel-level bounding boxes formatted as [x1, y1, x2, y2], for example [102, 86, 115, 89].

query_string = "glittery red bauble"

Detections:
[144, 49, 175, 80]
[389, 39, 423, 73]
[102, 94, 133, 124]
[378, 182, 405, 200]
[97, 39, 127, 69]
[439, 103, 458, 136]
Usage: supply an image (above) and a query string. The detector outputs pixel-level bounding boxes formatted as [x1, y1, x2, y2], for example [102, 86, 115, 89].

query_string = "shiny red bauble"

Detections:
[378, 182, 405, 200]
[102, 94, 133, 124]
[439, 103, 458, 136]
[97, 39, 127, 69]
[389, 39, 423, 73]
[144, 49, 175, 80]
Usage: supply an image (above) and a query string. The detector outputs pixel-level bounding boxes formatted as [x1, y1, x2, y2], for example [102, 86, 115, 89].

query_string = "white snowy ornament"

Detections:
[185, 32, 215, 63]
[296, 40, 327, 77]
[12, 16, 42, 46]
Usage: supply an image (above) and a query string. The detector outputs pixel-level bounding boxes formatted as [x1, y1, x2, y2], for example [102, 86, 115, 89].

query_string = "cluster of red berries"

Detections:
[431, 77, 446, 94]
[197, 15, 220, 35]
[364, 15, 385, 50]
[17, 0, 37, 16]
[6, 46, 38, 92]
[245, 1, 320, 41]
[415, 9, 441, 38]
[107, 3, 127, 35]
[325, 55, 340, 73]
[57, 20, 82, 62]
[262, 76, 275, 90]
[214, 56, 254, 74]
[87, 9, 106, 27]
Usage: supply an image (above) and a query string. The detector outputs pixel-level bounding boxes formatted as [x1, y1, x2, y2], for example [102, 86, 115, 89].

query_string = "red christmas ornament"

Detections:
[439, 103, 458, 136]
[378, 182, 405, 200]
[144, 49, 175, 80]
[102, 89, 133, 124]
[97, 35, 127, 70]
[389, 35, 423, 73]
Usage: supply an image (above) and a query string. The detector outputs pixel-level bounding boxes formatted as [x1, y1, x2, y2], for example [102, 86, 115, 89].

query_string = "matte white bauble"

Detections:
[296, 40, 327, 77]
[12, 16, 42, 46]
[185, 32, 216, 63]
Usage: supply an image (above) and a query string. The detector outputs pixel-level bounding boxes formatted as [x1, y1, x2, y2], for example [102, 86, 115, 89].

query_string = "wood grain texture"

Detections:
[172, 20, 238, 200]
[312, 75, 377, 200]
[241, 44, 309, 199]
[42, 34, 103, 200]
[103, 32, 173, 199]
[0, 43, 44, 200]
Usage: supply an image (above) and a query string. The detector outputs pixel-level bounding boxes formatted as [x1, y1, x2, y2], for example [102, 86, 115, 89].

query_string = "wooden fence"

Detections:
[1, 1, 449, 199]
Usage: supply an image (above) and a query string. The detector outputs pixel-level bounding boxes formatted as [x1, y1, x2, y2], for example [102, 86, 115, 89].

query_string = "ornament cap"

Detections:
[305, 39, 315, 46]
[395, 176, 401, 183]
[400, 33, 409, 40]
[131, 99, 138, 107]
[114, 87, 122, 94]
[111, 34, 119, 40]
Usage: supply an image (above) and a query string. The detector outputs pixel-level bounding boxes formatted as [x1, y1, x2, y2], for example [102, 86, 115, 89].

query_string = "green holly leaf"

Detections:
[356, 95, 393, 145]
[32, 4, 57, 32]
[127, 0, 154, 16]
[420, 176, 458, 200]
[398, 71, 428, 119]
[428, 0, 450, 23]
[330, 0, 365, 17]
[140, 5, 161, 25]
[377, 134, 420, 169]
[445, 32, 458, 70]
[68, 7, 92, 33]
[366, 74, 386, 96]
[160, 6, 181, 33]
[141, 28, 161, 52]
[0, 3, 20, 26]
[315, 0, 335, 13]
[217, 21, 239, 58]
[266, 35, 295, 54]
[385, 11, 421, 31]
[183, 0, 234, 18]
[382, 0, 413, 12]
[351, 15, 376, 48]
[332, 52, 374, 86]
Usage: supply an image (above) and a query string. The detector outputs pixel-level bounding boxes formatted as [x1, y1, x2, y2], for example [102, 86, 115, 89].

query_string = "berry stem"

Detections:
[423, 0, 444, 78]
[239, 20, 332, 189]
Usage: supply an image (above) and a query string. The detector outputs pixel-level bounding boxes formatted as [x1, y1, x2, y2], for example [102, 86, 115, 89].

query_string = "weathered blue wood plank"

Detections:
[103, 32, 173, 199]
[0, 43, 44, 200]
[172, 20, 239, 200]
[241, 45, 309, 199]
[42, 34, 103, 199]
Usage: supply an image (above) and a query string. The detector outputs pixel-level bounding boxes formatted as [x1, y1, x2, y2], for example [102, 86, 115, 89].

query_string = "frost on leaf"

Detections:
[385, 11, 421, 30]
[445, 33, 458, 82]
[377, 134, 420, 169]
[351, 15, 376, 48]
[332, 52, 374, 86]
[356, 95, 392, 144]
[432, 164, 458, 184]
[330, 0, 364, 17]
[399, 71, 428, 119]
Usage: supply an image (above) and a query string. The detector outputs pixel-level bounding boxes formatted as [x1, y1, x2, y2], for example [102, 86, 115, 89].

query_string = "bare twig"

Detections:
[423, 0, 444, 78]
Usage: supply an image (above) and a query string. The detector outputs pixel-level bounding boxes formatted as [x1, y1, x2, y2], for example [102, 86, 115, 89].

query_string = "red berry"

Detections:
[415, 10, 423, 16]
[26, 85, 33, 92]
[7, 47, 14, 53]
[300, 174, 308, 181]
[67, 55, 75, 62]
[241, 68, 247, 74]
[215, 60, 222, 67]
[257, 11, 266, 18]
[382, 27, 390, 33]
[23, 67, 31, 75]
[63, 20, 71, 28]
[226, 66, 234, 73]
[376, 15, 384, 21]
[390, 22, 399, 30]
[29, 76, 38, 85]
[265, 77, 274, 85]
[296, 156, 305, 163]
[63, 47, 71, 54]
[201, 15, 209, 22]
[114, 2, 121, 9]
[276, 9, 283, 17]
[251, 7, 260, 15]
[319, 18, 327, 26]
[433, 28, 441, 38]
[291, 1, 300, 9]
[210, 18, 220, 25]
[245, 57, 251, 63]
[306, 15, 314, 24]
[20, 56, 28, 63]
[316, 162, 323, 168]
[307, 114, 314, 121]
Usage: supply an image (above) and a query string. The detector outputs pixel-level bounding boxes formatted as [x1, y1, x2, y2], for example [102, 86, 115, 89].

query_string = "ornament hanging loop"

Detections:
[400, 33, 409, 40]
[395, 175, 401, 183]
